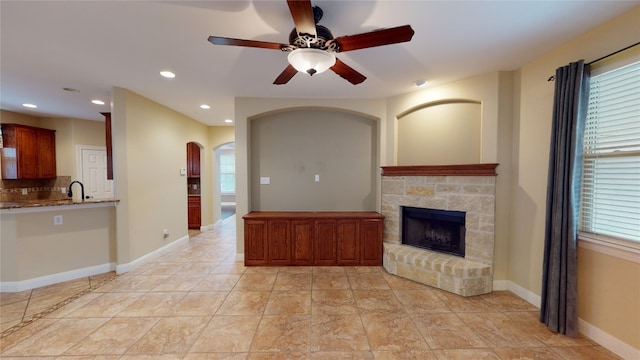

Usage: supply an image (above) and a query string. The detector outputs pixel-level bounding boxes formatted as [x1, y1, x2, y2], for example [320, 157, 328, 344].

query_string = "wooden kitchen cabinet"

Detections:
[1, 124, 56, 179]
[187, 196, 201, 230]
[186, 142, 200, 178]
[243, 212, 384, 266]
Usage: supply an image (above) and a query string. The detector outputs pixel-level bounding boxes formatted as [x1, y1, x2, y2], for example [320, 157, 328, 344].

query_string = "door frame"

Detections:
[75, 144, 113, 198]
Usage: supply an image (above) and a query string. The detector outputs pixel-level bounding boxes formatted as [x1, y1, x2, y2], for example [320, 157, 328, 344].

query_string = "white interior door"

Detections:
[79, 147, 113, 199]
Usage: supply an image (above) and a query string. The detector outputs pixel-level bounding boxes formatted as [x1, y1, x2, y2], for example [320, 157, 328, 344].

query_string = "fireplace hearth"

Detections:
[401, 206, 465, 257]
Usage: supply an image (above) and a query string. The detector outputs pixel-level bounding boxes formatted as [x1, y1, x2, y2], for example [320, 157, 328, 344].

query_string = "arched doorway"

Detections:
[214, 142, 235, 222]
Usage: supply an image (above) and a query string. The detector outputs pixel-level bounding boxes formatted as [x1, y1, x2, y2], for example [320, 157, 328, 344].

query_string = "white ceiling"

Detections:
[1, 1, 638, 126]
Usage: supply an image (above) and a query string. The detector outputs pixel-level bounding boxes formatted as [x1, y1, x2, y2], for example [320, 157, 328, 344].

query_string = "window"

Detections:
[219, 149, 235, 194]
[580, 57, 640, 247]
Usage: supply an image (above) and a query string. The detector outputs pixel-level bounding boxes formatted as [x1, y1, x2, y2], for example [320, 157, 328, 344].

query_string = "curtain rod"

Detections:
[547, 41, 640, 81]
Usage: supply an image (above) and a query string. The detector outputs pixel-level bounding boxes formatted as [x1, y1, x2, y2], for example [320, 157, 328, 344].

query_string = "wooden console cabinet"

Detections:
[242, 211, 384, 266]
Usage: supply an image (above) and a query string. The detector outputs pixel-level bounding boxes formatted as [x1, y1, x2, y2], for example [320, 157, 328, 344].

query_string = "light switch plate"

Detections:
[260, 176, 270, 185]
[180, 168, 187, 176]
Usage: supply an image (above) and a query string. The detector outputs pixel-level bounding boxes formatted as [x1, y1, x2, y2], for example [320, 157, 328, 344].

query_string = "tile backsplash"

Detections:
[0, 176, 71, 202]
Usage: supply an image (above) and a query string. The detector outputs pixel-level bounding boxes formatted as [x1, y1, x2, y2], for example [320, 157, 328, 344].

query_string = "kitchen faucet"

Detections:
[67, 181, 85, 201]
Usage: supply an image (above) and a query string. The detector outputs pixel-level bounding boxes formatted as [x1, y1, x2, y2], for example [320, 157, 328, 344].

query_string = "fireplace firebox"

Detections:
[401, 206, 466, 257]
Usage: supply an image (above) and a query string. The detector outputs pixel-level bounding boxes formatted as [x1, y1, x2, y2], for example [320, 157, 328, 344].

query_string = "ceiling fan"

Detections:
[207, 0, 414, 85]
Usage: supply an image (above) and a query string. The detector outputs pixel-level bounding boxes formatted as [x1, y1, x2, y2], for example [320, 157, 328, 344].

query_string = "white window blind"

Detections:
[580, 60, 640, 243]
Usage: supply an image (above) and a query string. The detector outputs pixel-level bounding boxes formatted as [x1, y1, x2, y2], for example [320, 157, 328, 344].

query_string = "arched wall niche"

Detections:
[396, 99, 482, 165]
[248, 106, 379, 211]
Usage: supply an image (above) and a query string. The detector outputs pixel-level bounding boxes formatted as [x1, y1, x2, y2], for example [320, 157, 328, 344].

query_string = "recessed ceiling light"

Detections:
[91, 99, 105, 105]
[200, 104, 210, 109]
[22, 103, 37, 108]
[415, 80, 428, 87]
[224, 119, 233, 123]
[160, 71, 175, 78]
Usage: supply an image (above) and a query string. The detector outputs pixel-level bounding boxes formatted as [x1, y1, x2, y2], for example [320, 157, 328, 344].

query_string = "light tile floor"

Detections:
[0, 215, 622, 359]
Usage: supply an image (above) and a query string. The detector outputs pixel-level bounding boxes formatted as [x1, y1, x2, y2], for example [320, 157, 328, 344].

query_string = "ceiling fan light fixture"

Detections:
[287, 48, 336, 76]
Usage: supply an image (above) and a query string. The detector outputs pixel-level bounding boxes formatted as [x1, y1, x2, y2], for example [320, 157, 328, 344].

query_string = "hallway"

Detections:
[0, 215, 620, 359]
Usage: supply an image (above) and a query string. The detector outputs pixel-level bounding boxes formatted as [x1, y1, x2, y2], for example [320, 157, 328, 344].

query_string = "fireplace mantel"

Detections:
[381, 163, 498, 177]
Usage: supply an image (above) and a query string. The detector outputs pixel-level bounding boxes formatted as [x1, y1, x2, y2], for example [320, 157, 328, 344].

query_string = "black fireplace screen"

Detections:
[401, 206, 466, 257]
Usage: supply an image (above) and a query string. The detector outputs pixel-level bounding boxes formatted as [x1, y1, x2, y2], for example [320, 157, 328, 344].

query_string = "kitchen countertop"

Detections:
[0, 198, 119, 213]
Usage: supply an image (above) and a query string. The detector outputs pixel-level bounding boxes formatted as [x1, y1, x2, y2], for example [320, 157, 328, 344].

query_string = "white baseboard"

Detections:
[0, 262, 116, 293]
[494, 279, 638, 360]
[115, 235, 189, 274]
[579, 319, 639, 360]
[200, 223, 214, 231]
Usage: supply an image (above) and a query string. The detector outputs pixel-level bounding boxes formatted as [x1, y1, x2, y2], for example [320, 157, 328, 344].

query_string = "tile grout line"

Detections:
[0, 274, 119, 338]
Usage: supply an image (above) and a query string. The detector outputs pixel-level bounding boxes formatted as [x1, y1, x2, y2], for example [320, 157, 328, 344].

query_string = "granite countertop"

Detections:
[0, 198, 119, 210]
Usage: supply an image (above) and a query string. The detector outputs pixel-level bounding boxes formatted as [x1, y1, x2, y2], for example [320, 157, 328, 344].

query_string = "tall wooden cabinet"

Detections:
[242, 212, 384, 266]
[188, 196, 201, 230]
[1, 124, 56, 179]
[187, 142, 200, 178]
[186, 142, 201, 229]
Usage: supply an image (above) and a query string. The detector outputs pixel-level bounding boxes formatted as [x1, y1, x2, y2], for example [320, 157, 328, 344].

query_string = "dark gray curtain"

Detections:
[540, 60, 590, 337]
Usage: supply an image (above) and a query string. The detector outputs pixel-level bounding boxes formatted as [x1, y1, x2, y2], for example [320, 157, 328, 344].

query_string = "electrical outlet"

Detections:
[260, 176, 270, 185]
[61, 187, 66, 193]
[53, 215, 63, 225]
[21, 188, 28, 195]
[314, 174, 320, 182]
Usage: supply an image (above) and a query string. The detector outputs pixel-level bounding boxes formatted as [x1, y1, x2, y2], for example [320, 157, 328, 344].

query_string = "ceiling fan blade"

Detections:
[330, 58, 366, 85]
[287, 0, 317, 40]
[273, 64, 298, 85]
[208, 36, 289, 50]
[333, 25, 414, 52]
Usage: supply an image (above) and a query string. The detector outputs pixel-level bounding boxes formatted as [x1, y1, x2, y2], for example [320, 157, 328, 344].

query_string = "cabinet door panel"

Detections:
[268, 220, 291, 264]
[245, 220, 268, 265]
[16, 127, 38, 179]
[187, 142, 200, 178]
[314, 220, 337, 265]
[188, 197, 201, 229]
[292, 220, 313, 265]
[360, 219, 383, 265]
[337, 220, 359, 265]
[37, 130, 56, 178]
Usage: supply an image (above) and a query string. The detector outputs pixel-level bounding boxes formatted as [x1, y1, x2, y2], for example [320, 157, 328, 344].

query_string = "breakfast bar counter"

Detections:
[0, 199, 118, 292]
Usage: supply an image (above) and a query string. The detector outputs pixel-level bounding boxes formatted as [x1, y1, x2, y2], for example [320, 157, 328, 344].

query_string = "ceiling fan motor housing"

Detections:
[288, 25, 339, 52]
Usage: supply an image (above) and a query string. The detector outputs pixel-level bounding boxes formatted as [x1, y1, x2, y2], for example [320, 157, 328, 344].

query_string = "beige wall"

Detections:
[397, 101, 481, 165]
[514, 6, 640, 350]
[0, 110, 40, 126]
[112, 87, 226, 263]
[250, 108, 377, 211]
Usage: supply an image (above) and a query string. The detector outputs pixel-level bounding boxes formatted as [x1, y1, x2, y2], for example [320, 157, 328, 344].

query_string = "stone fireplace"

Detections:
[381, 164, 497, 297]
